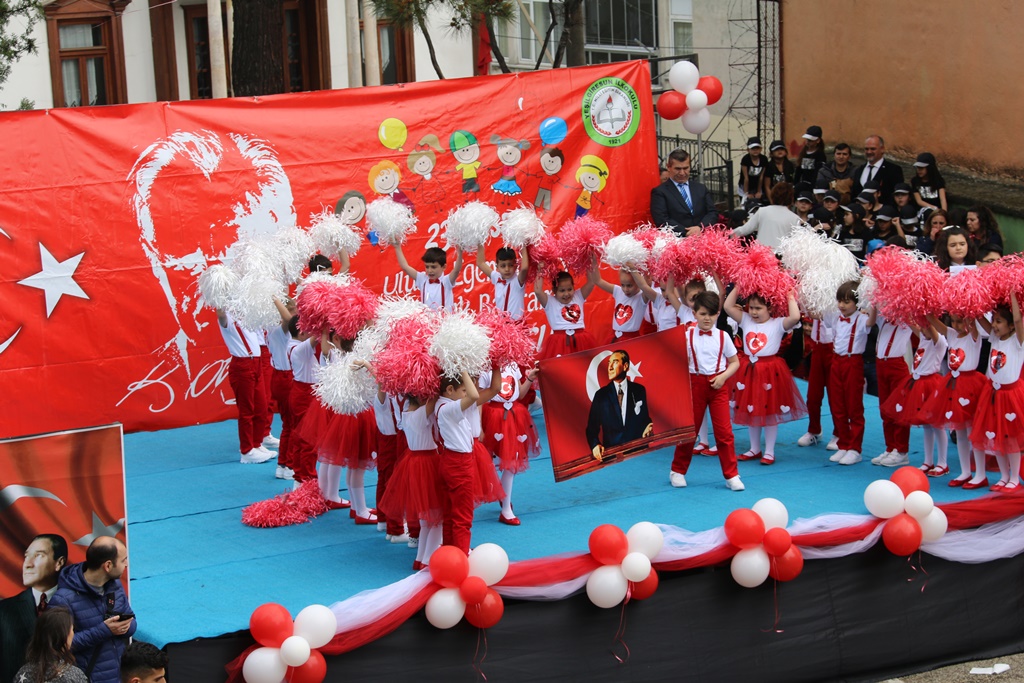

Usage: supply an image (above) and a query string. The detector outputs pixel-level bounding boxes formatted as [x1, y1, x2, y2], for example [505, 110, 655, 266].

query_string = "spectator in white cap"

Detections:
[822, 190, 841, 220]
[911, 152, 947, 212]
[891, 182, 912, 211]
[738, 136, 767, 203]
[872, 205, 900, 243]
[794, 125, 826, 187]
[764, 139, 795, 198]
[852, 134, 904, 203]
[837, 203, 871, 261]
[898, 205, 923, 249]
[794, 190, 815, 223]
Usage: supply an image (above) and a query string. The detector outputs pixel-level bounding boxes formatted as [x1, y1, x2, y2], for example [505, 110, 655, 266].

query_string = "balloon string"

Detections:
[611, 586, 632, 664]
[473, 628, 489, 681]
[760, 569, 784, 634]
[906, 551, 929, 593]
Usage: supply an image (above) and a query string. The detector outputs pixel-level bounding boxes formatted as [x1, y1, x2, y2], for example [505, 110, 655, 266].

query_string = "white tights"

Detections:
[318, 463, 344, 503]
[748, 425, 778, 455]
[416, 523, 443, 564]
[346, 468, 372, 517]
[921, 426, 948, 468]
[500, 470, 516, 518]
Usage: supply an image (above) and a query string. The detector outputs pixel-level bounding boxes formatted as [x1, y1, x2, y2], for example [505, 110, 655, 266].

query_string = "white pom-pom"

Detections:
[227, 274, 286, 329]
[367, 196, 417, 246]
[197, 264, 240, 310]
[446, 201, 499, 252]
[778, 225, 860, 317]
[603, 234, 649, 270]
[428, 309, 491, 379]
[309, 208, 362, 258]
[355, 296, 428, 360]
[498, 206, 547, 248]
[857, 267, 877, 310]
[231, 235, 282, 283]
[314, 352, 377, 415]
[272, 226, 316, 284]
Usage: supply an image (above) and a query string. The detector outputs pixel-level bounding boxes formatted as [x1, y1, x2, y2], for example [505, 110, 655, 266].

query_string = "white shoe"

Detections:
[829, 449, 847, 463]
[826, 435, 840, 451]
[725, 475, 745, 491]
[389, 533, 411, 544]
[839, 450, 862, 465]
[407, 537, 419, 548]
[241, 449, 274, 464]
[669, 471, 687, 488]
[881, 451, 909, 467]
[871, 450, 892, 465]
[377, 522, 387, 532]
[255, 445, 277, 459]
[797, 432, 820, 447]
[262, 434, 280, 448]
[282, 467, 294, 480]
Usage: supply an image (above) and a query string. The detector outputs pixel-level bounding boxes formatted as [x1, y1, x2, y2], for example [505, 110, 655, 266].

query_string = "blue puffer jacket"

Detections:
[48, 563, 136, 683]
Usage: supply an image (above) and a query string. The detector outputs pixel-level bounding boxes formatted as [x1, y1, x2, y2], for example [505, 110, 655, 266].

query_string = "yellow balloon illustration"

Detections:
[379, 118, 408, 150]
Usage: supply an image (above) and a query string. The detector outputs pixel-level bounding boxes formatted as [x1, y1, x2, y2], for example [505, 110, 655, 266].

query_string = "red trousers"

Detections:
[259, 347, 274, 437]
[876, 357, 911, 452]
[375, 433, 405, 536]
[829, 354, 865, 452]
[270, 369, 294, 469]
[671, 375, 737, 479]
[227, 356, 267, 454]
[439, 447, 475, 554]
[806, 341, 837, 436]
[289, 381, 317, 482]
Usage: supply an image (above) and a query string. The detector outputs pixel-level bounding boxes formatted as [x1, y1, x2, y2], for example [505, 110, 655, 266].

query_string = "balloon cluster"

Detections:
[242, 604, 337, 683]
[864, 467, 948, 556]
[424, 544, 510, 629]
[726, 498, 804, 588]
[585, 522, 664, 608]
[656, 61, 723, 134]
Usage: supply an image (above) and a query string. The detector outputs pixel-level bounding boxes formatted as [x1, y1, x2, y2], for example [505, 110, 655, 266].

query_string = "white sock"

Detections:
[698, 412, 709, 445]
[764, 425, 778, 455]
[1009, 452, 1022, 486]
[922, 428, 935, 467]
[996, 454, 1010, 483]
[415, 519, 429, 563]
[422, 524, 443, 564]
[350, 468, 368, 516]
[500, 470, 516, 517]
[954, 429, 972, 479]
[319, 463, 343, 503]
[925, 426, 948, 468]
[748, 426, 762, 454]
[970, 448, 988, 484]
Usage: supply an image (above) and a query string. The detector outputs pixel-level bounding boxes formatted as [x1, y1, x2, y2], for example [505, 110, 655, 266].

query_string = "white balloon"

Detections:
[730, 547, 771, 588]
[681, 108, 710, 135]
[668, 60, 700, 94]
[242, 647, 287, 683]
[425, 588, 466, 629]
[626, 521, 664, 560]
[919, 507, 948, 542]
[468, 543, 509, 586]
[293, 605, 337, 649]
[620, 552, 652, 583]
[863, 480, 906, 519]
[685, 88, 708, 111]
[904, 490, 935, 521]
[752, 498, 789, 530]
[278, 635, 311, 667]
[586, 565, 629, 608]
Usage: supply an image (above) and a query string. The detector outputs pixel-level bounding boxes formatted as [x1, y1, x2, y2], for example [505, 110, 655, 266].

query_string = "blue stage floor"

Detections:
[123, 381, 984, 648]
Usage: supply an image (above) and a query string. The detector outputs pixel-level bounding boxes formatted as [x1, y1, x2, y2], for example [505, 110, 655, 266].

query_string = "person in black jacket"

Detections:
[650, 149, 718, 236]
[852, 135, 904, 204]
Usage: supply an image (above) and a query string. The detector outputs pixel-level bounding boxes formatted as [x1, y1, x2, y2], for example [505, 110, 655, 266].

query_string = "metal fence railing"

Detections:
[657, 135, 735, 211]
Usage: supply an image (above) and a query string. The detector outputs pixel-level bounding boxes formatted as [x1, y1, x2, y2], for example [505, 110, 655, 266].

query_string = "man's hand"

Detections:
[685, 226, 701, 237]
[642, 423, 654, 438]
[104, 615, 133, 636]
[592, 444, 604, 461]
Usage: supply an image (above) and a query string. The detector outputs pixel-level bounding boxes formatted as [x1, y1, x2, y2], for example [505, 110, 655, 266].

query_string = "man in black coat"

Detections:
[586, 350, 654, 461]
[0, 534, 67, 683]
[650, 149, 719, 236]
[851, 135, 904, 204]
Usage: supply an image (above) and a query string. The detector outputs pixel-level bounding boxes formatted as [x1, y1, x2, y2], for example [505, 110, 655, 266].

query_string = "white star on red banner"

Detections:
[18, 243, 89, 317]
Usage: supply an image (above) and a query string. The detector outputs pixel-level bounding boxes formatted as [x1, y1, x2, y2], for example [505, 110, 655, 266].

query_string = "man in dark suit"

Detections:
[0, 534, 67, 683]
[586, 350, 654, 461]
[851, 135, 904, 204]
[650, 149, 719, 236]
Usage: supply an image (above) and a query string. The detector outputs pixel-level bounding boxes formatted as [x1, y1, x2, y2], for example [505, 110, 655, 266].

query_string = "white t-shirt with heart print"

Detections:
[740, 312, 785, 359]
[611, 285, 645, 334]
[544, 291, 586, 331]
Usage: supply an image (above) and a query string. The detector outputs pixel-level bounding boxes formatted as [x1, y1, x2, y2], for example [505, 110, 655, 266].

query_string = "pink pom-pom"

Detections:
[325, 280, 379, 340]
[526, 233, 563, 284]
[982, 254, 1024, 306]
[732, 242, 794, 313]
[866, 247, 945, 326]
[686, 225, 745, 283]
[296, 280, 337, 336]
[241, 497, 308, 528]
[557, 215, 613, 276]
[289, 479, 331, 517]
[942, 267, 996, 321]
[476, 308, 537, 369]
[631, 224, 662, 251]
[649, 237, 699, 286]
[374, 313, 442, 401]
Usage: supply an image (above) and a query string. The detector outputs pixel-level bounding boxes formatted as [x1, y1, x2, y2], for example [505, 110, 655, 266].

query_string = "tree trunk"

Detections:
[232, 0, 285, 97]
[485, 17, 510, 73]
[552, 0, 582, 68]
[566, 0, 585, 66]
[533, 0, 557, 70]
[416, 14, 445, 79]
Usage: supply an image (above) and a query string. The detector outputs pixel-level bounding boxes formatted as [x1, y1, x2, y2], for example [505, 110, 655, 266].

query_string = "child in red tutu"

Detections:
[724, 286, 806, 465]
[881, 320, 948, 476]
[535, 265, 599, 360]
[972, 292, 1024, 493]
[287, 318, 327, 486]
[925, 313, 988, 487]
[594, 265, 657, 344]
[479, 364, 540, 525]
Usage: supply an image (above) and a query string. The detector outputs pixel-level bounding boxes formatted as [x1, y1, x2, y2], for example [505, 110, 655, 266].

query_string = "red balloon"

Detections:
[429, 546, 470, 588]
[768, 546, 804, 582]
[465, 589, 504, 629]
[762, 527, 792, 557]
[589, 524, 629, 565]
[724, 509, 766, 549]
[249, 603, 293, 647]
[890, 466, 930, 497]
[459, 575, 488, 605]
[656, 91, 687, 120]
[697, 75, 724, 105]
[882, 513, 923, 556]
[630, 569, 659, 600]
[286, 650, 327, 683]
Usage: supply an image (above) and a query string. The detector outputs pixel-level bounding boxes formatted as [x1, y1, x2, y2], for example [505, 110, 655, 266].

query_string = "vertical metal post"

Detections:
[696, 132, 703, 181]
[755, 0, 762, 141]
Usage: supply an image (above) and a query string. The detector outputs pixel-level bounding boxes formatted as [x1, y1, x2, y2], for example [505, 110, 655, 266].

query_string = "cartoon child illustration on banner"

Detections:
[489, 134, 531, 205]
[574, 155, 609, 217]
[449, 130, 482, 194]
[405, 135, 447, 213]
[368, 160, 414, 211]
[335, 190, 369, 243]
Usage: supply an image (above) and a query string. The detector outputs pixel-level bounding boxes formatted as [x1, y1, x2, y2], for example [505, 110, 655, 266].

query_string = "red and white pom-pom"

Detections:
[429, 308, 492, 379]
[633, 224, 678, 264]
[241, 497, 308, 528]
[325, 279, 379, 340]
[778, 226, 860, 317]
[558, 215, 613, 275]
[309, 208, 362, 258]
[228, 273, 287, 329]
[733, 242, 795, 313]
[314, 351, 377, 415]
[272, 226, 316, 284]
[982, 254, 1024, 306]
[648, 236, 698, 286]
[367, 196, 416, 246]
[942, 267, 996, 321]
[603, 233, 649, 270]
[526, 233, 563, 284]
[296, 270, 344, 296]
[197, 264, 240, 310]
[687, 225, 745, 283]
[498, 206, 547, 248]
[296, 279, 342, 336]
[475, 308, 536, 369]
[290, 479, 331, 516]
[353, 296, 428, 362]
[866, 247, 945, 326]
[374, 313, 442, 400]
[446, 201, 499, 252]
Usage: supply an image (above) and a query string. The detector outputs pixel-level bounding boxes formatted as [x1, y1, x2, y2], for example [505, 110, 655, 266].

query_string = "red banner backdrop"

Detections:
[0, 62, 658, 438]
[539, 326, 695, 482]
[0, 424, 127, 597]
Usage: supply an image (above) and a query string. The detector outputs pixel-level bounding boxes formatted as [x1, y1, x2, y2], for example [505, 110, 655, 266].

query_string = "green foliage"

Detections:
[447, 0, 514, 33]
[18, 95, 32, 109]
[0, 0, 43, 89]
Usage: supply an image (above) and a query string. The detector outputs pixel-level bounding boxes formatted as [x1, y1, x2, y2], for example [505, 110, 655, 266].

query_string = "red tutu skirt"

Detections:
[538, 329, 597, 360]
[926, 370, 988, 430]
[480, 402, 540, 474]
[732, 355, 808, 426]
[969, 380, 1024, 455]
[472, 441, 505, 506]
[881, 373, 945, 426]
[297, 401, 377, 469]
[378, 447, 443, 525]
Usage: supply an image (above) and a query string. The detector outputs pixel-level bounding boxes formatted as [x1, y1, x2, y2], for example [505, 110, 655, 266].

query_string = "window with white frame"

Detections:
[670, 0, 692, 53]
[584, 0, 657, 64]
[496, 1, 563, 68]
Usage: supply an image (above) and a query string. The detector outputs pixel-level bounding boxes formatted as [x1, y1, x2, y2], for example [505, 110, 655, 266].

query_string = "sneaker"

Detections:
[871, 450, 892, 465]
[377, 522, 387, 532]
[408, 537, 419, 549]
[255, 445, 277, 459]
[829, 449, 847, 463]
[880, 451, 909, 467]
[275, 466, 286, 479]
[797, 432, 820, 447]
[389, 533, 411, 544]
[262, 434, 281, 448]
[839, 450, 862, 465]
[281, 467, 295, 480]
[725, 475, 745, 491]
[826, 435, 840, 451]
[669, 471, 687, 488]
[241, 449, 273, 464]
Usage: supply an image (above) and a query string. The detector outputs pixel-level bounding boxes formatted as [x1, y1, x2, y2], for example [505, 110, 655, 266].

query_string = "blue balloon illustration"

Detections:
[539, 117, 568, 146]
